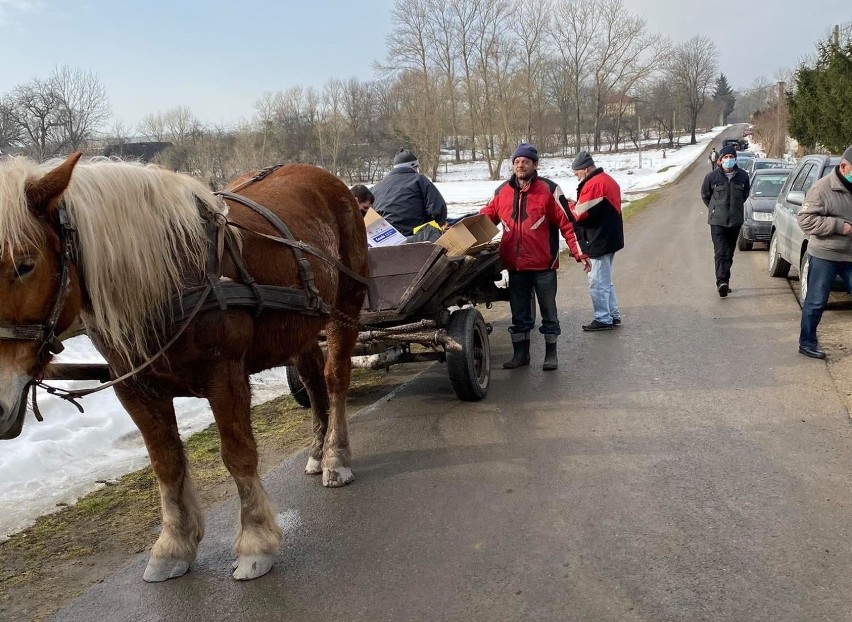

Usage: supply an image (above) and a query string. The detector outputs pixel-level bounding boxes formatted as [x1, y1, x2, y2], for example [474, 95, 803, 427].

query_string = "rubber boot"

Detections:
[503, 332, 530, 369]
[542, 335, 558, 371]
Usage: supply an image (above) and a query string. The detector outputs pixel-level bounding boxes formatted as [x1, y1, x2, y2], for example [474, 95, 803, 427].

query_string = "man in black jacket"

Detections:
[700, 145, 751, 297]
[372, 148, 447, 236]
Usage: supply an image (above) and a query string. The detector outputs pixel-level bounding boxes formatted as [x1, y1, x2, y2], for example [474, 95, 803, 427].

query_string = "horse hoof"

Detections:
[143, 557, 190, 582]
[305, 456, 322, 475]
[232, 554, 275, 580]
[323, 466, 354, 487]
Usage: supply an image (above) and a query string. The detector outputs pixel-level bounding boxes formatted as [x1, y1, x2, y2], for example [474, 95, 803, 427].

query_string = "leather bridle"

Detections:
[0, 202, 75, 363]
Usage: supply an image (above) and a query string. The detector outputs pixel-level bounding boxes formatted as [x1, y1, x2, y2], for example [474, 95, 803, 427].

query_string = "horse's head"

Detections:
[0, 152, 83, 439]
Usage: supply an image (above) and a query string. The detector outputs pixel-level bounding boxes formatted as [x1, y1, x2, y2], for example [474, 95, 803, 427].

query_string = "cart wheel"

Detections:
[446, 308, 491, 401]
[286, 365, 312, 408]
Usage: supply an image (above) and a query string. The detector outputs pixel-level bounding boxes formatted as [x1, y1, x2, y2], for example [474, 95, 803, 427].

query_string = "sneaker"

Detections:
[612, 318, 622, 326]
[582, 319, 614, 331]
[717, 282, 729, 298]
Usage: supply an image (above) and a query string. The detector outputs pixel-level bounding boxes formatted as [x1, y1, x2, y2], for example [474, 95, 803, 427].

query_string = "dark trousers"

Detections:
[710, 225, 740, 285]
[800, 255, 852, 348]
[508, 270, 560, 336]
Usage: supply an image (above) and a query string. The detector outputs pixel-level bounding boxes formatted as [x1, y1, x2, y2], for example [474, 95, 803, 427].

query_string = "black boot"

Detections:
[503, 333, 530, 369]
[543, 338, 558, 371]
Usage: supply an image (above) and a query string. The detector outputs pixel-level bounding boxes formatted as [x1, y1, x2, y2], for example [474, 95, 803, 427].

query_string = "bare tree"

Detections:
[138, 112, 168, 142]
[668, 35, 718, 144]
[509, 0, 551, 144]
[49, 65, 111, 152]
[0, 97, 23, 151]
[9, 79, 63, 159]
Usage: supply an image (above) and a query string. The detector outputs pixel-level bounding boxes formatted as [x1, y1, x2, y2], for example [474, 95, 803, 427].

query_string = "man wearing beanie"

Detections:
[371, 148, 447, 236]
[480, 143, 590, 370]
[566, 150, 625, 331]
[796, 145, 852, 359]
[700, 144, 751, 297]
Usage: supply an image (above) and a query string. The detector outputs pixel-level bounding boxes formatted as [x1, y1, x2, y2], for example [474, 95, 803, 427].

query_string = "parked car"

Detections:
[741, 158, 787, 177]
[737, 168, 791, 250]
[723, 137, 750, 151]
[735, 151, 756, 174]
[768, 154, 842, 299]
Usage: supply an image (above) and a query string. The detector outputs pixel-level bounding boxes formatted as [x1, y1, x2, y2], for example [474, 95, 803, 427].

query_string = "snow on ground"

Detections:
[0, 126, 725, 539]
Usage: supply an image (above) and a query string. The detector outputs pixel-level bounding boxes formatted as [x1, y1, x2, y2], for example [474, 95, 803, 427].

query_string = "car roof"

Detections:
[752, 167, 791, 176]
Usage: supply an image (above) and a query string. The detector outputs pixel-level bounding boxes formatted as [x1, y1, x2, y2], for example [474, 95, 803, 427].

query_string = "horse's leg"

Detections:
[321, 318, 359, 487]
[206, 359, 281, 580]
[114, 389, 204, 582]
[296, 342, 331, 475]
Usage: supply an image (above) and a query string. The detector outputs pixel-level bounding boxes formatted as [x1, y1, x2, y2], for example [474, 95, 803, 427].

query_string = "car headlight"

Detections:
[751, 211, 773, 221]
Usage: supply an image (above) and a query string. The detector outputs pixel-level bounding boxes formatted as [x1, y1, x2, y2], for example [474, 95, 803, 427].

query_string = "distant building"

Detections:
[104, 141, 172, 162]
[604, 93, 637, 118]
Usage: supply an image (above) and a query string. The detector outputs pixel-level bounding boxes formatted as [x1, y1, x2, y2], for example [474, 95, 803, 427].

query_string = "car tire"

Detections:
[768, 231, 791, 278]
[800, 253, 810, 301]
[737, 229, 753, 251]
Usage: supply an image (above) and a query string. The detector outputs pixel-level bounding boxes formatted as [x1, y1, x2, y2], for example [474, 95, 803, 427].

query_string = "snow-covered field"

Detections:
[0, 127, 725, 538]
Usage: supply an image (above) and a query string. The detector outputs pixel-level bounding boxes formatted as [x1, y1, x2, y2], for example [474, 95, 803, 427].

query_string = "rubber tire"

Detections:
[736, 228, 753, 251]
[800, 253, 810, 302]
[285, 365, 312, 408]
[446, 308, 491, 402]
[768, 231, 791, 278]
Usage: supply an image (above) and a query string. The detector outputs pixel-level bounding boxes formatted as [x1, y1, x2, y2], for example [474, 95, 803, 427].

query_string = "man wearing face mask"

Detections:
[700, 144, 751, 297]
[796, 145, 852, 359]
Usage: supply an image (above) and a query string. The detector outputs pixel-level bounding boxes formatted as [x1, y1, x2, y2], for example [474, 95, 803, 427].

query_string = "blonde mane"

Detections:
[0, 156, 225, 365]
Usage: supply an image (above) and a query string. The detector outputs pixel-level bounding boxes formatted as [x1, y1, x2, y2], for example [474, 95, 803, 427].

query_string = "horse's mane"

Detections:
[0, 156, 224, 365]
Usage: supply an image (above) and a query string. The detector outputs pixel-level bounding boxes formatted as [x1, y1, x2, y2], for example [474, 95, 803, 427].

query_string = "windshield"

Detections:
[754, 161, 786, 171]
[750, 174, 789, 198]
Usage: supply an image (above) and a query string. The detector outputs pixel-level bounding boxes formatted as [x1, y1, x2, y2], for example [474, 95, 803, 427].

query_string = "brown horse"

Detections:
[0, 153, 368, 581]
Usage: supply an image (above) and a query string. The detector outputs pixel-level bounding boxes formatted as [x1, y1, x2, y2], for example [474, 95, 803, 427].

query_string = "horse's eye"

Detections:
[13, 258, 36, 278]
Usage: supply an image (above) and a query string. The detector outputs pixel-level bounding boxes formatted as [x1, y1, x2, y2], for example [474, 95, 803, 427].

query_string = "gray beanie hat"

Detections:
[393, 148, 418, 166]
[843, 145, 852, 163]
[572, 150, 595, 170]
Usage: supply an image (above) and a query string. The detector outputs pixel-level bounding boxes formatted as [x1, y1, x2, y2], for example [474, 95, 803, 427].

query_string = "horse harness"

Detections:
[0, 165, 370, 413]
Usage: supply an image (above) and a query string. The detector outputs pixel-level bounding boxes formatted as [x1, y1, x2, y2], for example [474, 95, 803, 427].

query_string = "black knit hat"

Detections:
[393, 148, 418, 165]
[511, 143, 539, 163]
[718, 145, 737, 160]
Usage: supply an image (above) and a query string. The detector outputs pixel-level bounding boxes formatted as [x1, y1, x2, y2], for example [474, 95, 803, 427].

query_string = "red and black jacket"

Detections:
[567, 168, 624, 258]
[480, 173, 585, 272]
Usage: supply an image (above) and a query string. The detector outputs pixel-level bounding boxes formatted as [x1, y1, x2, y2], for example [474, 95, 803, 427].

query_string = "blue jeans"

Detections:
[800, 255, 852, 348]
[508, 270, 560, 336]
[588, 253, 621, 324]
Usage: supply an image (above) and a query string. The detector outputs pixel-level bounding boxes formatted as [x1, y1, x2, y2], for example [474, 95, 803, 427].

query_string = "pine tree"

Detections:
[788, 32, 852, 152]
[713, 74, 736, 124]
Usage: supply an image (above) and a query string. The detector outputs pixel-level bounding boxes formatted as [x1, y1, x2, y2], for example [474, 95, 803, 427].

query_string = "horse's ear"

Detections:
[26, 152, 83, 218]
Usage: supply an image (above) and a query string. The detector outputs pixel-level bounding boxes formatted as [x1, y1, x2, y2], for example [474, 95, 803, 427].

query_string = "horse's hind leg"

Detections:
[115, 389, 204, 582]
[296, 342, 330, 475]
[206, 359, 281, 580]
[321, 318, 359, 487]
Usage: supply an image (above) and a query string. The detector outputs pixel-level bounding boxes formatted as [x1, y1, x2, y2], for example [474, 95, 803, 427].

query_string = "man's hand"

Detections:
[842, 221, 852, 236]
[581, 257, 592, 273]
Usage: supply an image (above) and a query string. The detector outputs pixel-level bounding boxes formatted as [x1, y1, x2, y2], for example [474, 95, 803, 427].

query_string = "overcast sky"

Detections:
[0, 0, 847, 129]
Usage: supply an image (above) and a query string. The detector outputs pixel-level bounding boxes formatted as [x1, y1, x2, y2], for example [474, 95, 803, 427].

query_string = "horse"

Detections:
[0, 153, 368, 581]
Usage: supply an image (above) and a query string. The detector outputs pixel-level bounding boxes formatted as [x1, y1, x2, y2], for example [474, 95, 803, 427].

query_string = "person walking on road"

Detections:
[700, 144, 750, 297]
[371, 148, 447, 236]
[566, 150, 625, 331]
[480, 143, 590, 371]
[709, 147, 719, 170]
[796, 145, 852, 359]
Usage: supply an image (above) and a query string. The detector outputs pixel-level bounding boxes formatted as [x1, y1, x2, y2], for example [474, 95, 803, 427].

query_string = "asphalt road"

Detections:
[54, 131, 852, 622]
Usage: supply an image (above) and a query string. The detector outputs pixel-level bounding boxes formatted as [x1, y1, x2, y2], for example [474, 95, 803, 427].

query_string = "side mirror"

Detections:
[786, 190, 805, 207]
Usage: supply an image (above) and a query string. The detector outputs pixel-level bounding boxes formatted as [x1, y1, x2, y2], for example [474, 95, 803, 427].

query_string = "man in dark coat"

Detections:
[700, 144, 751, 297]
[371, 148, 447, 236]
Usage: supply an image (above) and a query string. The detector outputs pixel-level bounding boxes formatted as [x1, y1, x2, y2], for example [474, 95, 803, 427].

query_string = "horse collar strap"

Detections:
[0, 202, 74, 359]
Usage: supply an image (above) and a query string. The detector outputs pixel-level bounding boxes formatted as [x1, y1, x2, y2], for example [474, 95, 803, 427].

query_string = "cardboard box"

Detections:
[364, 208, 406, 248]
[435, 215, 499, 257]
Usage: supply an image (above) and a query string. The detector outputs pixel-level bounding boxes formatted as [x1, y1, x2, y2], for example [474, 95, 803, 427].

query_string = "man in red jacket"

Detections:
[481, 143, 591, 371]
[567, 150, 624, 331]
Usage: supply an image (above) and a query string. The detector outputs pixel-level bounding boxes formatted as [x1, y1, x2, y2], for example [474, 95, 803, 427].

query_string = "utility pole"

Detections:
[638, 115, 642, 169]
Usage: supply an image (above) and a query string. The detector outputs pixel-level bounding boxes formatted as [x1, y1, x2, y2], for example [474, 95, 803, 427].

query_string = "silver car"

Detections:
[768, 154, 842, 299]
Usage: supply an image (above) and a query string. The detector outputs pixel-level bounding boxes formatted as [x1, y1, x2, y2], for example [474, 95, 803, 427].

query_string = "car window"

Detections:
[801, 164, 820, 194]
[790, 163, 815, 192]
[752, 174, 788, 198]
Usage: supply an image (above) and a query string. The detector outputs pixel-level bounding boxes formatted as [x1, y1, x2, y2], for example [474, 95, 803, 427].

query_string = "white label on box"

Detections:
[366, 219, 406, 247]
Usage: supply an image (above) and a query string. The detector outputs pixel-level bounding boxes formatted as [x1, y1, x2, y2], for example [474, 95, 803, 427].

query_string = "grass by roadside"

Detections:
[0, 365, 427, 622]
[623, 192, 658, 220]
